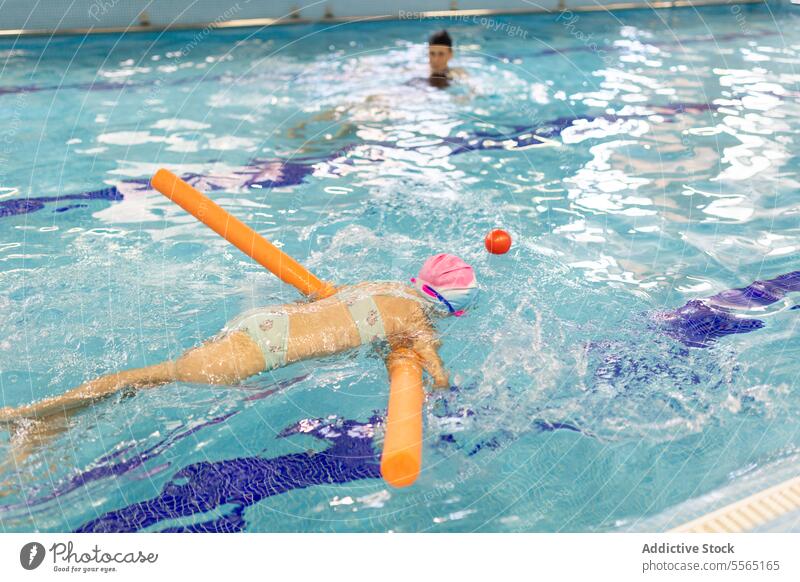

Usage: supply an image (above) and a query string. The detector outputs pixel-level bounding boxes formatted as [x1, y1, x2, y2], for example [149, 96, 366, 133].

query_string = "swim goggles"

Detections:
[411, 277, 465, 317]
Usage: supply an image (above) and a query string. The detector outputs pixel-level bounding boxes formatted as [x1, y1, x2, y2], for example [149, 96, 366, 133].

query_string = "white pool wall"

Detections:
[0, 0, 777, 35]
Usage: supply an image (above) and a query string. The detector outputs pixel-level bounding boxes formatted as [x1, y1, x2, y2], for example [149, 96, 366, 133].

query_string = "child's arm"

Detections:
[379, 293, 450, 389]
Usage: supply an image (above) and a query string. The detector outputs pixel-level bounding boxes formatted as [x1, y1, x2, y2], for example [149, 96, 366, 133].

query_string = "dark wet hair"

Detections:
[428, 30, 452, 48]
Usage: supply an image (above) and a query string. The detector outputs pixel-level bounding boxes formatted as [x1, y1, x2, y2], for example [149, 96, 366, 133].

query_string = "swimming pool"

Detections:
[1, 3, 799, 533]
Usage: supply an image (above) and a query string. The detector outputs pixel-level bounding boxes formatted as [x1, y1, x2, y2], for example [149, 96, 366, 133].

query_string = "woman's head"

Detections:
[412, 253, 478, 316]
[428, 30, 453, 76]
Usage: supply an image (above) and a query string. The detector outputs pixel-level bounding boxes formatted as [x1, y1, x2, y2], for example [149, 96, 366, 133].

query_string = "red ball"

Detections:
[485, 229, 512, 254]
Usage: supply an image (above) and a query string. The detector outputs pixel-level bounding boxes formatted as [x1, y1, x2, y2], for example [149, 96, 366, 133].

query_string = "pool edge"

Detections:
[670, 474, 800, 533]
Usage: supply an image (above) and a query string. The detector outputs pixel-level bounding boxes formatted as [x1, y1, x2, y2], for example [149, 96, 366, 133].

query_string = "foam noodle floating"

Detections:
[151, 168, 336, 299]
[151, 168, 424, 487]
[381, 349, 425, 487]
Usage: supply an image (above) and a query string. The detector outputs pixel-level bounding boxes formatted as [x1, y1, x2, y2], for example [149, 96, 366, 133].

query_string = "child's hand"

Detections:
[431, 370, 450, 390]
[0, 406, 15, 425]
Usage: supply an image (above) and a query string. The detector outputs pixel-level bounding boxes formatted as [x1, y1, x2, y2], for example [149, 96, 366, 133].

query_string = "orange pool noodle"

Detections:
[151, 169, 335, 299]
[152, 168, 425, 488]
[381, 349, 425, 488]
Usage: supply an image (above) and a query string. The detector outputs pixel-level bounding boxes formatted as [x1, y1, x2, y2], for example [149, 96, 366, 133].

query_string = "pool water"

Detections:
[2, 3, 800, 532]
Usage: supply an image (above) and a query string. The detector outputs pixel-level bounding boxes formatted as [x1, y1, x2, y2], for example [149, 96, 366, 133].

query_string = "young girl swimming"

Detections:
[0, 254, 478, 424]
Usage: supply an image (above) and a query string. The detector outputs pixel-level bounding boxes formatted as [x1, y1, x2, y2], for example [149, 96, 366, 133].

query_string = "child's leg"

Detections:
[0, 362, 176, 420]
[0, 332, 266, 486]
[0, 331, 265, 422]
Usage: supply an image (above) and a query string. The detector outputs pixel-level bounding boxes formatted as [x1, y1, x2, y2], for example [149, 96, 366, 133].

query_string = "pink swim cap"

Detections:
[411, 253, 478, 316]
